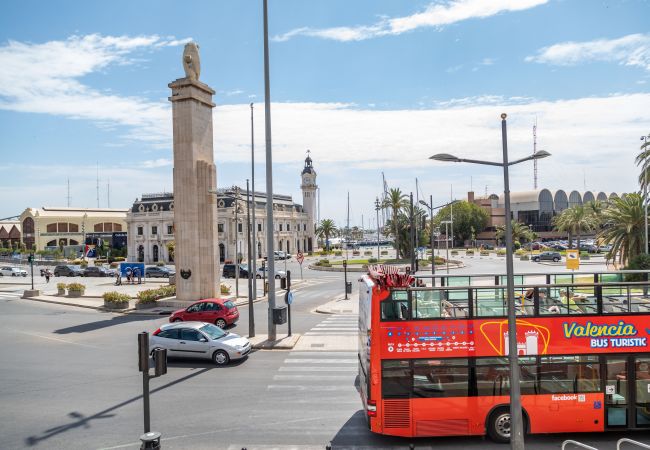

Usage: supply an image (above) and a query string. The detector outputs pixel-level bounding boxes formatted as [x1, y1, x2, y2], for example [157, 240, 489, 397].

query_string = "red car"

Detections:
[169, 298, 239, 328]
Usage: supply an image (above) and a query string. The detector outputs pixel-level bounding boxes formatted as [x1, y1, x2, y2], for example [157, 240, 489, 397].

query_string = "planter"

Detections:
[135, 301, 157, 310]
[104, 300, 129, 310]
[57, 288, 66, 296]
[67, 290, 85, 298]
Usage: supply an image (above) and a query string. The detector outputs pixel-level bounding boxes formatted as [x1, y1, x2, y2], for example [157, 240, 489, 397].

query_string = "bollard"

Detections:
[139, 431, 161, 450]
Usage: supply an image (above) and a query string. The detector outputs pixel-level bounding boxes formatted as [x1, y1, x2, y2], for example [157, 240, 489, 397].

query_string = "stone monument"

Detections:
[169, 42, 220, 302]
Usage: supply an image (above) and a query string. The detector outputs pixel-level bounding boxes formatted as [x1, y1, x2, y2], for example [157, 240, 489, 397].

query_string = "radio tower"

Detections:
[533, 118, 538, 189]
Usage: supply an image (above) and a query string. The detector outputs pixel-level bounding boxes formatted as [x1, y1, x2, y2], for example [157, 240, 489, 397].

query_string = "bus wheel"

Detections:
[487, 407, 511, 443]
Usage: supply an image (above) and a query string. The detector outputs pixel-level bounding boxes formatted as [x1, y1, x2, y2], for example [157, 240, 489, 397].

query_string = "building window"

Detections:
[137, 226, 143, 236]
[279, 224, 283, 231]
[238, 223, 243, 233]
[152, 226, 157, 235]
[167, 225, 173, 235]
[218, 223, 224, 232]
[286, 223, 290, 231]
[258, 223, 262, 232]
[303, 224, 306, 231]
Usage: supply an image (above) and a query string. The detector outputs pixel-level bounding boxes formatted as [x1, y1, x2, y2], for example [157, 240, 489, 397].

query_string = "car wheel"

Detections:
[275, 275, 281, 279]
[212, 350, 230, 366]
[256, 274, 262, 279]
[553, 257, 560, 262]
[215, 318, 227, 328]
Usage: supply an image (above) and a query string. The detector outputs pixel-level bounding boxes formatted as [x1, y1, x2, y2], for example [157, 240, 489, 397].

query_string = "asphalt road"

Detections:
[0, 259, 643, 450]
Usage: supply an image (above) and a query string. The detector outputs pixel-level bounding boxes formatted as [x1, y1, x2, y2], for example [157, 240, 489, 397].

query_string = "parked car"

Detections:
[0, 266, 27, 277]
[531, 251, 562, 262]
[264, 251, 291, 261]
[169, 298, 239, 329]
[145, 266, 175, 278]
[598, 244, 613, 253]
[53, 265, 83, 277]
[256, 266, 286, 279]
[150, 321, 251, 366]
[579, 244, 599, 253]
[82, 266, 111, 277]
[222, 264, 250, 278]
[550, 243, 568, 251]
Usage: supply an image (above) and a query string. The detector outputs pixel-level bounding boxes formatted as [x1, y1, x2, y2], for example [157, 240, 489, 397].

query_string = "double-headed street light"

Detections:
[430, 113, 551, 450]
[419, 198, 459, 276]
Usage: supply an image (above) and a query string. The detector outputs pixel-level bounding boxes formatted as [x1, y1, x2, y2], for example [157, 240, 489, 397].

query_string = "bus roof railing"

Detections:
[396, 280, 650, 292]
[414, 269, 650, 278]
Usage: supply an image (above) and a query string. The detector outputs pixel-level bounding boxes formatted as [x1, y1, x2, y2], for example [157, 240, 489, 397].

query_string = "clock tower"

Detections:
[301, 151, 317, 252]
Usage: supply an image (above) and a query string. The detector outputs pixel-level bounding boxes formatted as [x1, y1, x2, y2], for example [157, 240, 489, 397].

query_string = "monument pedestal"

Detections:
[169, 75, 220, 302]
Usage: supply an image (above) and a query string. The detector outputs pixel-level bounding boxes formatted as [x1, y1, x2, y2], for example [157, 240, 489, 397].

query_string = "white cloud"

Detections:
[0, 34, 190, 147]
[273, 0, 548, 42]
[526, 33, 650, 71]
[142, 158, 173, 168]
[224, 89, 244, 96]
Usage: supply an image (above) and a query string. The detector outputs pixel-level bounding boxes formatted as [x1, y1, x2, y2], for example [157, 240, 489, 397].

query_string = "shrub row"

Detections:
[136, 285, 176, 304]
[103, 291, 131, 304]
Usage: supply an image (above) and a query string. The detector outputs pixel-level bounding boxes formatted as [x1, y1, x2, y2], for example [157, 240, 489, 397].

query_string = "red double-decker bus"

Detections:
[358, 268, 650, 442]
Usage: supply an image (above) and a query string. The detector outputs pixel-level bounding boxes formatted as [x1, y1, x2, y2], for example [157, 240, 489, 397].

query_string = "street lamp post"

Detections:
[430, 114, 551, 450]
[419, 198, 459, 277]
[642, 135, 649, 254]
[232, 186, 241, 299]
[251, 103, 257, 299]
[440, 220, 452, 273]
[246, 179, 255, 337]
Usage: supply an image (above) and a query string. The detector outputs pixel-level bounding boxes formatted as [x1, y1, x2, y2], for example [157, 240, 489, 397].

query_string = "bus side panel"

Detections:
[523, 393, 605, 434]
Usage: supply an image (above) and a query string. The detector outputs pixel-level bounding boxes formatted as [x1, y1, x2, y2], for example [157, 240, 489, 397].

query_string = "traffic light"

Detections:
[27, 254, 34, 263]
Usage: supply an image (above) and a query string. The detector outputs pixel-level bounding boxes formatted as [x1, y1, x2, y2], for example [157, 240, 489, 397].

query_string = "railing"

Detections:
[561, 440, 598, 450]
[618, 438, 650, 449]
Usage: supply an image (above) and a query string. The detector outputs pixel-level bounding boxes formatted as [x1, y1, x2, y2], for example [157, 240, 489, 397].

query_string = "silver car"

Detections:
[149, 321, 252, 366]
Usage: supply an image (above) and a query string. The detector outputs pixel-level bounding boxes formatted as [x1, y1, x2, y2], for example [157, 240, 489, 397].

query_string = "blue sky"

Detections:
[1, 0, 649, 228]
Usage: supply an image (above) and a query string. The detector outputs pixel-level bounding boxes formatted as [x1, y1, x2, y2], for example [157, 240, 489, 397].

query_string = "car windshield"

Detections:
[199, 323, 227, 340]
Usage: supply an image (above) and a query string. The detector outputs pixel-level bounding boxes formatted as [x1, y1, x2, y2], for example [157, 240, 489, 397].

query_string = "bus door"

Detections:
[604, 356, 650, 429]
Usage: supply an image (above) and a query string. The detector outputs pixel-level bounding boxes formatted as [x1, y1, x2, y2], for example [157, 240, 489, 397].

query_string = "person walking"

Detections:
[115, 270, 122, 286]
[45, 269, 51, 283]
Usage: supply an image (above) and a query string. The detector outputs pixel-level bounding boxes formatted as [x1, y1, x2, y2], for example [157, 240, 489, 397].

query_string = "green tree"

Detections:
[553, 205, 599, 250]
[383, 188, 408, 258]
[166, 240, 175, 261]
[434, 201, 489, 247]
[316, 219, 338, 251]
[496, 220, 535, 247]
[598, 193, 646, 266]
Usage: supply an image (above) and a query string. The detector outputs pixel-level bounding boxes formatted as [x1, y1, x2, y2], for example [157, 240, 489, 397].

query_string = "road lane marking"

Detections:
[278, 366, 356, 372]
[10, 329, 99, 348]
[284, 358, 356, 364]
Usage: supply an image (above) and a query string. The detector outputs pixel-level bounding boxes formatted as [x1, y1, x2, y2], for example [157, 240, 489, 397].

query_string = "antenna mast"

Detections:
[533, 118, 538, 189]
[96, 163, 100, 208]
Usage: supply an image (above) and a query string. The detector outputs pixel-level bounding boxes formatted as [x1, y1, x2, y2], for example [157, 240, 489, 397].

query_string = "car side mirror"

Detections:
[199, 338, 208, 342]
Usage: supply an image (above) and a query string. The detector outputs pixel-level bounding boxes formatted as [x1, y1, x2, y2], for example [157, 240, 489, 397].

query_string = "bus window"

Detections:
[412, 290, 442, 319]
[381, 360, 412, 398]
[381, 290, 409, 321]
[413, 359, 469, 398]
[539, 356, 601, 394]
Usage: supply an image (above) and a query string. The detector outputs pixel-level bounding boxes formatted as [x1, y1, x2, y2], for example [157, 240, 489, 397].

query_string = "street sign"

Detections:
[566, 249, 580, 270]
[285, 291, 294, 305]
[297, 251, 304, 264]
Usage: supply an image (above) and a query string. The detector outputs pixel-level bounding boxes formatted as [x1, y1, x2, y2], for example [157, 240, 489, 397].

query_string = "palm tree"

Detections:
[383, 188, 408, 259]
[598, 193, 646, 266]
[553, 205, 599, 250]
[496, 220, 535, 247]
[636, 134, 650, 190]
[315, 219, 338, 252]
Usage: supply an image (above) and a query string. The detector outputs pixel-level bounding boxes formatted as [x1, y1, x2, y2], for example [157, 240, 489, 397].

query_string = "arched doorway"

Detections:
[257, 242, 262, 259]
[138, 245, 144, 262]
[286, 241, 290, 254]
[308, 237, 313, 252]
[219, 243, 225, 262]
[153, 245, 159, 262]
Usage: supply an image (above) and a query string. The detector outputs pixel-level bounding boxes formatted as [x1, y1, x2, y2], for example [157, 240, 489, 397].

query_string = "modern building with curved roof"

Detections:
[469, 188, 624, 242]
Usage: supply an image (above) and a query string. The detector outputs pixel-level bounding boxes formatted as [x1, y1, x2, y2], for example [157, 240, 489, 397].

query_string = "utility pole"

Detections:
[246, 179, 255, 337]
[410, 192, 415, 272]
[250, 102, 257, 299]
[533, 118, 538, 189]
[263, 0, 277, 341]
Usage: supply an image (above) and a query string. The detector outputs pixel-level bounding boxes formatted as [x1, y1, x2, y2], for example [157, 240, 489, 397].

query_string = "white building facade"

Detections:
[126, 156, 318, 264]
